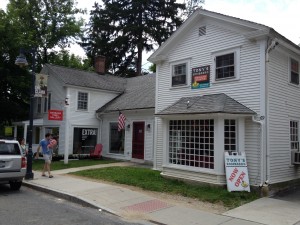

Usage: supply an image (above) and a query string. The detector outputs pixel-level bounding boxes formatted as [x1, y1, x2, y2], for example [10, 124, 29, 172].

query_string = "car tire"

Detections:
[9, 181, 22, 190]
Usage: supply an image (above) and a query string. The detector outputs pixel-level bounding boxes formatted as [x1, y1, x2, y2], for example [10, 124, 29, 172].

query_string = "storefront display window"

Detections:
[73, 127, 98, 154]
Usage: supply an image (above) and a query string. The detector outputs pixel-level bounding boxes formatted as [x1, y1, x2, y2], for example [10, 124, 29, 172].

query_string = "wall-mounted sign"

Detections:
[224, 152, 250, 192]
[191, 65, 210, 89]
[48, 110, 63, 121]
[35, 73, 48, 97]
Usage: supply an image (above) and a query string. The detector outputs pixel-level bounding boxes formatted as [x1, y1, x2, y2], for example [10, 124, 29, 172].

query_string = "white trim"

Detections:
[211, 47, 241, 83]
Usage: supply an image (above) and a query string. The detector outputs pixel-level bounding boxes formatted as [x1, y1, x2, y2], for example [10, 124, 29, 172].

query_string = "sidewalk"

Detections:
[23, 162, 300, 225]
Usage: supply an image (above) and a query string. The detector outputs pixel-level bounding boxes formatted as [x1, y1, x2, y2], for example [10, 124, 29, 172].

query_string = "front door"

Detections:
[132, 122, 145, 159]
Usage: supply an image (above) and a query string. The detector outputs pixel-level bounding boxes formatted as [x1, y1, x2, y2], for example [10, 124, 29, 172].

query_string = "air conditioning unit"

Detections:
[291, 150, 300, 165]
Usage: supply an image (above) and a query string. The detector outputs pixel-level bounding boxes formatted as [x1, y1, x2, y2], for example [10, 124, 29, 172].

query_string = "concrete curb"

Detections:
[22, 181, 117, 216]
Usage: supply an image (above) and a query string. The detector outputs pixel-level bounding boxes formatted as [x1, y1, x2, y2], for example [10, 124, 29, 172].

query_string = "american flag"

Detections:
[118, 112, 126, 132]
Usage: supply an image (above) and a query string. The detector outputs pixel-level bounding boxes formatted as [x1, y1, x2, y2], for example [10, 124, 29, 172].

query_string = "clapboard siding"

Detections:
[157, 23, 261, 113]
[101, 111, 155, 162]
[155, 20, 262, 182]
[244, 118, 262, 185]
[268, 49, 300, 183]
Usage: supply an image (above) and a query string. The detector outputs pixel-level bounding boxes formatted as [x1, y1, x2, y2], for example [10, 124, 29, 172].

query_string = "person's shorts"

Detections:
[43, 154, 52, 164]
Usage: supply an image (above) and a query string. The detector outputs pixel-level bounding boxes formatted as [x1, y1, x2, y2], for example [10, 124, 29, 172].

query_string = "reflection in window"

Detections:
[172, 63, 187, 86]
[216, 53, 235, 79]
[224, 119, 236, 151]
[109, 123, 124, 154]
[169, 119, 214, 169]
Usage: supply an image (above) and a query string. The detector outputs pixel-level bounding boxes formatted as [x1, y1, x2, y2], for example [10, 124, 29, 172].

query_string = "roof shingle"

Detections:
[156, 93, 255, 115]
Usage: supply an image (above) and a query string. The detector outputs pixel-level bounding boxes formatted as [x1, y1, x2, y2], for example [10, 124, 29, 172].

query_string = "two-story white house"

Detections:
[14, 57, 155, 163]
[148, 9, 300, 188]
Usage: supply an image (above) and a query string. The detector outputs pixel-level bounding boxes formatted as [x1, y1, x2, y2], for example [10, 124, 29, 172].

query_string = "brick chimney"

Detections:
[94, 55, 106, 74]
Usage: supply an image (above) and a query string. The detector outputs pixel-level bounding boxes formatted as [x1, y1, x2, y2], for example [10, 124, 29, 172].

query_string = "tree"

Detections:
[48, 49, 93, 71]
[81, 0, 185, 76]
[6, 0, 85, 66]
[0, 0, 85, 128]
[182, 0, 205, 18]
[0, 9, 31, 128]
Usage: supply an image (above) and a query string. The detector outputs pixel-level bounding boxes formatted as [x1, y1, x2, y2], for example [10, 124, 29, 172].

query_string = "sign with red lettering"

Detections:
[191, 65, 210, 89]
[48, 110, 63, 121]
[225, 152, 250, 192]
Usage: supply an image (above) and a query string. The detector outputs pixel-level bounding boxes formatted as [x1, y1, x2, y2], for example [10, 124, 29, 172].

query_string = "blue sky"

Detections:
[1, 0, 299, 68]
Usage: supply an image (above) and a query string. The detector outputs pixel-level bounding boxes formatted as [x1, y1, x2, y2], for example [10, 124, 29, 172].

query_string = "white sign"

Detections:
[225, 152, 250, 192]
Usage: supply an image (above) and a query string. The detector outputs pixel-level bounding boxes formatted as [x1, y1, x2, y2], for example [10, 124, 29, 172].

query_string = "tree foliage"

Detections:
[182, 0, 205, 18]
[48, 49, 93, 71]
[0, 0, 85, 128]
[81, 0, 185, 77]
[6, 0, 85, 66]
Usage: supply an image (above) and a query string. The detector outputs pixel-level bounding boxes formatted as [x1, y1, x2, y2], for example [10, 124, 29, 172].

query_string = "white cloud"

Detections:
[204, 0, 300, 45]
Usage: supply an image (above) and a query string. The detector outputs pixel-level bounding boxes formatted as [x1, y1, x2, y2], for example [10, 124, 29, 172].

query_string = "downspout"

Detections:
[264, 38, 279, 184]
[252, 115, 265, 186]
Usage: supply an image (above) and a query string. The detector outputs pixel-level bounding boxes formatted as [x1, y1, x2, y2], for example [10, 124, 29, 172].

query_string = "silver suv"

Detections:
[0, 139, 26, 190]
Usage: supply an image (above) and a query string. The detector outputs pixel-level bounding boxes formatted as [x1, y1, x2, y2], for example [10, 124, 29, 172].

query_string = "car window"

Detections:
[0, 143, 20, 155]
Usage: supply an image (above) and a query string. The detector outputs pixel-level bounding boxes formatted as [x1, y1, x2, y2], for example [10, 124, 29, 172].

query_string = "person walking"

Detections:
[35, 133, 53, 178]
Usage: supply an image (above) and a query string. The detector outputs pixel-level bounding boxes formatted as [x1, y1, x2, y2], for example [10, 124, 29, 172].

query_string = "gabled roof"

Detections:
[156, 93, 255, 116]
[148, 9, 300, 63]
[41, 64, 126, 93]
[97, 73, 156, 113]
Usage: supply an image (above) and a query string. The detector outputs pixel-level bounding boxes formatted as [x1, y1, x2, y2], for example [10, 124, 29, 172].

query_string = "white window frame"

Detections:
[77, 91, 89, 111]
[289, 57, 299, 86]
[290, 120, 299, 151]
[170, 59, 190, 88]
[212, 47, 240, 83]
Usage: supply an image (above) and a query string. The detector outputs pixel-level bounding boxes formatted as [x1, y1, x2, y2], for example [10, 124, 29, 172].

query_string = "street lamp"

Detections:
[15, 48, 36, 180]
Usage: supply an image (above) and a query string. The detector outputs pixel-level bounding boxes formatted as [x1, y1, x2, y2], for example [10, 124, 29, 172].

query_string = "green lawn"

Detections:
[32, 158, 119, 171]
[71, 166, 260, 209]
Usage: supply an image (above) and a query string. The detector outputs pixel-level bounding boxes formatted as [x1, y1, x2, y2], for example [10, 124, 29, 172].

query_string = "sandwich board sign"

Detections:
[225, 152, 250, 192]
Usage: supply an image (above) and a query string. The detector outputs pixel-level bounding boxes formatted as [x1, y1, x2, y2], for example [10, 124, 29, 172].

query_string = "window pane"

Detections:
[291, 59, 299, 85]
[224, 119, 236, 152]
[169, 119, 214, 169]
[110, 123, 124, 154]
[78, 92, 88, 110]
[216, 53, 235, 79]
[172, 64, 187, 86]
[290, 120, 299, 150]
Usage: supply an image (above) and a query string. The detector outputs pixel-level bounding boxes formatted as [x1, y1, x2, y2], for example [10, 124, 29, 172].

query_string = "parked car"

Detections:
[0, 139, 26, 190]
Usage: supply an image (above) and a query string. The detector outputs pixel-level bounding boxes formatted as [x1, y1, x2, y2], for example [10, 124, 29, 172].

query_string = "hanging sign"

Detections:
[191, 65, 210, 89]
[35, 74, 48, 97]
[225, 152, 250, 192]
[48, 110, 63, 121]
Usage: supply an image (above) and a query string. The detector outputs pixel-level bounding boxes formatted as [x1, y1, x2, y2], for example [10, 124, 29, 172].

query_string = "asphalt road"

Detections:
[0, 184, 143, 225]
